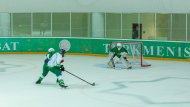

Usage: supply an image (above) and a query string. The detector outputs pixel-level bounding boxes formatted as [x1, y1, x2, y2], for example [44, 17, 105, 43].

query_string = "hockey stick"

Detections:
[64, 70, 95, 86]
[59, 40, 95, 86]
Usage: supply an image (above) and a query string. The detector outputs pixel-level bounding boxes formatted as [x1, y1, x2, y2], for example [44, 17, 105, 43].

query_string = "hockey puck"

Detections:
[92, 83, 95, 86]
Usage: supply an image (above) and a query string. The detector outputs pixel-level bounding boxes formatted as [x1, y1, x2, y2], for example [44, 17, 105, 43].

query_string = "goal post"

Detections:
[110, 41, 151, 67]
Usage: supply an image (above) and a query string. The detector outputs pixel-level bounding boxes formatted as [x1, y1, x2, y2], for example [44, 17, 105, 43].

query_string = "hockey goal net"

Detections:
[110, 42, 151, 67]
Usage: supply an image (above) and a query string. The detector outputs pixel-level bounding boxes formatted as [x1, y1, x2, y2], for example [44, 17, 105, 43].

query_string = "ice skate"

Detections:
[127, 63, 132, 69]
[127, 66, 132, 69]
[35, 77, 43, 84]
[58, 79, 68, 88]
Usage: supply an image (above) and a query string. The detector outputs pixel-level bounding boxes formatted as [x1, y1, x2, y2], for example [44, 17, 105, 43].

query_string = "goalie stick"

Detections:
[64, 70, 95, 86]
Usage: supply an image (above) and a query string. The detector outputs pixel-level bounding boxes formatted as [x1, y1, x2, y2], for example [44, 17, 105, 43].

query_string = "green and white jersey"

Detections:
[44, 51, 56, 64]
[110, 47, 128, 58]
[45, 51, 55, 59]
[47, 52, 63, 67]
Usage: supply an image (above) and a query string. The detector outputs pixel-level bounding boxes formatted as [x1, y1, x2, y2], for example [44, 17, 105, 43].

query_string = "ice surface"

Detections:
[0, 54, 190, 107]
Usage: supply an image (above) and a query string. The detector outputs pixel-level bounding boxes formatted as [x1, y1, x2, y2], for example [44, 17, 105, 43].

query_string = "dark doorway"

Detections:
[132, 23, 142, 39]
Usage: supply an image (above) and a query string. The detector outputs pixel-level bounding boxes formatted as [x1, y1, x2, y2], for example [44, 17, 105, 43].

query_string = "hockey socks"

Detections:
[57, 76, 68, 88]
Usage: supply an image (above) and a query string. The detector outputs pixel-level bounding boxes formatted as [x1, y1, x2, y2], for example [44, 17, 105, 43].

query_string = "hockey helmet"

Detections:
[48, 48, 55, 52]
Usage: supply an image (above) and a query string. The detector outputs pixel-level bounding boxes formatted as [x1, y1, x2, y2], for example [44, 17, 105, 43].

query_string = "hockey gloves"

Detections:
[60, 65, 65, 71]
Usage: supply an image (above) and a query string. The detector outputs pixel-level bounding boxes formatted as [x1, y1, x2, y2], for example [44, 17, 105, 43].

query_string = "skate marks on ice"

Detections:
[94, 63, 108, 69]
[94, 63, 129, 70]
[94, 63, 145, 70]
[35, 82, 95, 90]
[0, 61, 23, 72]
[100, 77, 190, 105]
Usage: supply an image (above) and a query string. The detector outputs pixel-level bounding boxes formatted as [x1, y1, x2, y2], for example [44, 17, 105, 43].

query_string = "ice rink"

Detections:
[0, 54, 190, 107]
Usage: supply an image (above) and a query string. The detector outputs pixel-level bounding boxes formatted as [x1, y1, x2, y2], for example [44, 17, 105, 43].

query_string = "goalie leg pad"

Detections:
[107, 59, 115, 68]
[120, 57, 132, 69]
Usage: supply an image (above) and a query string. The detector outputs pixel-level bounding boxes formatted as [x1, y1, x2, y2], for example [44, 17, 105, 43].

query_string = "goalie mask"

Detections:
[116, 43, 122, 50]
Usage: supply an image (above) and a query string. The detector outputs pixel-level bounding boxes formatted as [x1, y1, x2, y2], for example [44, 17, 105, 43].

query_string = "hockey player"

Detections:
[108, 43, 132, 69]
[35, 48, 67, 88]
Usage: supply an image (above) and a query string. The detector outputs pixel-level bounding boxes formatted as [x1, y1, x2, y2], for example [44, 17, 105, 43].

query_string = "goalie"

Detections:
[108, 43, 132, 69]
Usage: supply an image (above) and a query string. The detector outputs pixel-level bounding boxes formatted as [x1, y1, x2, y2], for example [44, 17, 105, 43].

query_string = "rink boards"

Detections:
[0, 37, 190, 61]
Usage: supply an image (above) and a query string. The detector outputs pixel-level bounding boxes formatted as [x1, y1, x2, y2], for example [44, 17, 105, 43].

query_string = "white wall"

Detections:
[0, 0, 190, 13]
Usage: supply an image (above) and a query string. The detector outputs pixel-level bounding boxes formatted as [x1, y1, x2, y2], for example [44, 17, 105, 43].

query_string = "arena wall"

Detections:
[0, 37, 189, 61]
